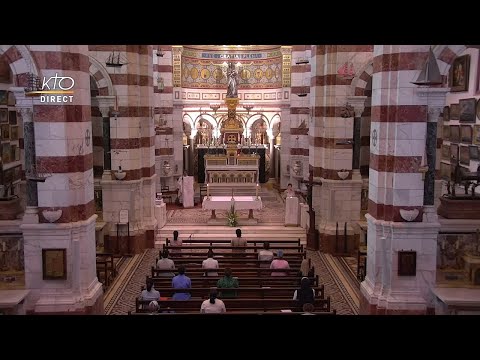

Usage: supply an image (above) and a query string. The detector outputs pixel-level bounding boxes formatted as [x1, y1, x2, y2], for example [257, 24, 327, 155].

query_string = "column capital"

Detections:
[414, 87, 449, 107]
[190, 129, 198, 139]
[18, 108, 33, 123]
[347, 96, 367, 117]
[91, 96, 116, 117]
[428, 106, 443, 123]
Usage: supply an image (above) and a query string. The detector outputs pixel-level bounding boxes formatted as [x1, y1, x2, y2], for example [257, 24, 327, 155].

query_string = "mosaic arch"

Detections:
[181, 46, 283, 90]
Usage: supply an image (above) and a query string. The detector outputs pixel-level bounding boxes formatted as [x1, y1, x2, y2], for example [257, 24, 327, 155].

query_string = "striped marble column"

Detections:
[310, 45, 373, 254]
[360, 45, 441, 315]
[92, 45, 157, 254]
[153, 45, 176, 191]
[284, 45, 310, 189]
[19, 45, 103, 314]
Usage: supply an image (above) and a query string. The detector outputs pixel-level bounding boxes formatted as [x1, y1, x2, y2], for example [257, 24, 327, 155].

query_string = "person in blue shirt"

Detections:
[172, 265, 192, 300]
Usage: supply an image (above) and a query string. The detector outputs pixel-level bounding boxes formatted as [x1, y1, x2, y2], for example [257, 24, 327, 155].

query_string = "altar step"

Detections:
[207, 187, 279, 199]
[155, 224, 306, 249]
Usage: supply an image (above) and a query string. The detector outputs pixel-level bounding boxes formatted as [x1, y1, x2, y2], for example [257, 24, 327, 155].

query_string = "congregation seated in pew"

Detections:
[202, 249, 219, 276]
[172, 266, 191, 300]
[170, 230, 182, 256]
[140, 279, 160, 302]
[156, 250, 175, 277]
[216, 268, 239, 298]
[258, 242, 274, 268]
[270, 250, 290, 276]
[200, 288, 226, 313]
[231, 228, 247, 253]
[293, 277, 315, 312]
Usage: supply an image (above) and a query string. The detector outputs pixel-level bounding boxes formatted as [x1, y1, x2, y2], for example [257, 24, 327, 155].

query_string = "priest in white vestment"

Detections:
[177, 171, 194, 208]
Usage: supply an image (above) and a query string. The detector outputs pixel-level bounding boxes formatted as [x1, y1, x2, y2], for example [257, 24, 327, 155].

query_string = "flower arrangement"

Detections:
[226, 203, 238, 227]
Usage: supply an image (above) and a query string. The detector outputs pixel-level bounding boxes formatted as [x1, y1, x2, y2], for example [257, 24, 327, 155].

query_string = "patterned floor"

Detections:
[105, 249, 360, 315]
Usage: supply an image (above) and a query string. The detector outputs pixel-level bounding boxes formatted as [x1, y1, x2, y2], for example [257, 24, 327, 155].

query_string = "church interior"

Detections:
[0, 44, 479, 315]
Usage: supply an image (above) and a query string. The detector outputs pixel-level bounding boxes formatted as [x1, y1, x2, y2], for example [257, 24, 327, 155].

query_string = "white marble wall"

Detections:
[21, 215, 103, 313]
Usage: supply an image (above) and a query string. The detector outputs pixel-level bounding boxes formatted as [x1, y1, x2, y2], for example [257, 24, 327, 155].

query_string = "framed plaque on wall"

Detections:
[42, 248, 67, 280]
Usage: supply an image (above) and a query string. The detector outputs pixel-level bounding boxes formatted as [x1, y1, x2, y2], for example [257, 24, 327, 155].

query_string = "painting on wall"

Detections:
[451, 143, 459, 163]
[8, 111, 16, 125]
[443, 125, 450, 140]
[449, 54, 470, 92]
[1, 143, 10, 164]
[441, 145, 451, 160]
[477, 99, 480, 120]
[1, 124, 10, 140]
[460, 145, 470, 165]
[461, 125, 473, 143]
[7, 91, 15, 106]
[459, 98, 476, 123]
[10, 126, 18, 141]
[443, 106, 450, 122]
[440, 162, 451, 180]
[0, 108, 7, 123]
[0, 90, 7, 106]
[474, 125, 480, 145]
[450, 104, 460, 120]
[469, 146, 479, 160]
[476, 56, 480, 95]
[450, 125, 460, 143]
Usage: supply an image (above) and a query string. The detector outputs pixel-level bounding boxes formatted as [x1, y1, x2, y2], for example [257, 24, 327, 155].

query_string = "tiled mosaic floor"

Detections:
[105, 249, 360, 315]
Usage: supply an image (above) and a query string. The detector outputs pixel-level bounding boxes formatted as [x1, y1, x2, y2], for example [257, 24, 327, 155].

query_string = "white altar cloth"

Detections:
[202, 196, 263, 211]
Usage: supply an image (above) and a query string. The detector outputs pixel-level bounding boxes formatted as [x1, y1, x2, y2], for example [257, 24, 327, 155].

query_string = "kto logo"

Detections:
[26, 73, 75, 103]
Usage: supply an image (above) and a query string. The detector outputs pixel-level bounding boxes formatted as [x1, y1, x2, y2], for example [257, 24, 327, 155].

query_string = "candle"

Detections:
[456, 240, 459, 249]
[441, 240, 445, 250]
[207, 183, 210, 197]
[256, 183, 259, 198]
[2, 242, 6, 252]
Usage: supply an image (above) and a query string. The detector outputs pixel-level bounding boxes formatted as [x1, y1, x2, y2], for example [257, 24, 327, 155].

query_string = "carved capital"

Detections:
[18, 108, 33, 123]
[428, 106, 442, 123]
[346, 96, 367, 117]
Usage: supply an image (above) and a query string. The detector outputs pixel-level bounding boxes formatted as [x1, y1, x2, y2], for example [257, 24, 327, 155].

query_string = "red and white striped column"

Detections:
[91, 45, 156, 254]
[309, 45, 373, 254]
[20, 45, 103, 314]
[360, 45, 440, 315]
[282, 45, 310, 189]
[153, 45, 176, 190]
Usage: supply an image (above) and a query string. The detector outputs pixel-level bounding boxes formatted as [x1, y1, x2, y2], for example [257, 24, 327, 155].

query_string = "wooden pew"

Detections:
[166, 238, 302, 247]
[163, 244, 304, 253]
[158, 259, 306, 268]
[138, 286, 325, 300]
[129, 310, 337, 315]
[147, 275, 319, 288]
[161, 251, 307, 259]
[135, 296, 332, 313]
[96, 252, 118, 287]
[151, 267, 311, 278]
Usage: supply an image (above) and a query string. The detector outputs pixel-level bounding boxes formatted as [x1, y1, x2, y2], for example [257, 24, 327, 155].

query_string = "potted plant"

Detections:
[226, 203, 238, 227]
